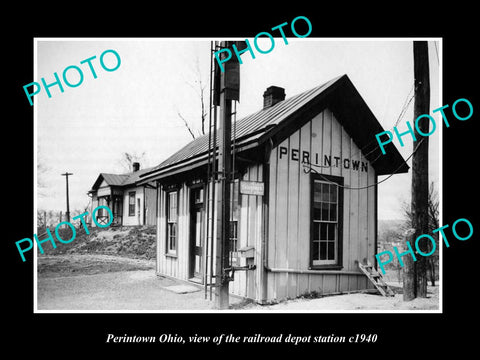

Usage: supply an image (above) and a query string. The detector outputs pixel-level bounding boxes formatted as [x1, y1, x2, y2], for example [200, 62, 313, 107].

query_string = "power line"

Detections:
[393, 83, 416, 128]
[303, 138, 425, 190]
[348, 82, 416, 165]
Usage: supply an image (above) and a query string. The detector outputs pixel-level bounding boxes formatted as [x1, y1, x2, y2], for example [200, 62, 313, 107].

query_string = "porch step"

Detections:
[164, 284, 201, 294]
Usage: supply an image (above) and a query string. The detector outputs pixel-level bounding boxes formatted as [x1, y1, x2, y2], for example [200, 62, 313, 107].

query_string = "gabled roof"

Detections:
[90, 166, 155, 192]
[99, 173, 129, 186]
[139, 74, 409, 181]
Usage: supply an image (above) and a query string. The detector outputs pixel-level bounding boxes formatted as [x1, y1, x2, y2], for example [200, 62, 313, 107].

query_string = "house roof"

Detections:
[99, 173, 129, 186]
[90, 166, 155, 192]
[139, 74, 409, 182]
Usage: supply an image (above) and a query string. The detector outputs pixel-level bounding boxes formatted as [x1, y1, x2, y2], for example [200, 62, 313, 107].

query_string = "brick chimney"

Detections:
[263, 86, 285, 109]
[132, 162, 140, 172]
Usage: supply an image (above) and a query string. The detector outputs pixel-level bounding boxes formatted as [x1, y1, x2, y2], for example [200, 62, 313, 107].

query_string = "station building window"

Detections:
[166, 191, 178, 254]
[311, 174, 343, 268]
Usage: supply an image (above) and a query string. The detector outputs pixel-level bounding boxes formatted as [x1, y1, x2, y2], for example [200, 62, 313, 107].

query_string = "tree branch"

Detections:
[177, 111, 196, 140]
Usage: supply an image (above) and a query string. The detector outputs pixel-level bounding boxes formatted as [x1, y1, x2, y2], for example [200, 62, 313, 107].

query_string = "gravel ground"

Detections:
[36, 254, 244, 311]
[244, 287, 439, 311]
[37, 269, 222, 311]
[37, 254, 439, 312]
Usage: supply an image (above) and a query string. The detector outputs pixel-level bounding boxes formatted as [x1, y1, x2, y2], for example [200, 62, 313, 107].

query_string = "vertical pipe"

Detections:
[210, 103, 217, 301]
[215, 87, 231, 310]
[205, 41, 214, 299]
[209, 41, 219, 301]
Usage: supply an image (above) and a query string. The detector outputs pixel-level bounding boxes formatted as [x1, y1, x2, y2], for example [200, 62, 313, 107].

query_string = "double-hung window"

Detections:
[166, 191, 178, 254]
[311, 174, 343, 268]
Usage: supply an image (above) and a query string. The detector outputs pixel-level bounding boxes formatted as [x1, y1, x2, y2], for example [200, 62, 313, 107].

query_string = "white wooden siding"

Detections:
[266, 108, 376, 301]
[122, 186, 144, 226]
[155, 107, 377, 303]
[156, 166, 264, 300]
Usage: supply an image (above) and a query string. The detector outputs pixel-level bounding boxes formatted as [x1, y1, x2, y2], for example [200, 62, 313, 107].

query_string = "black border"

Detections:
[6, 4, 479, 355]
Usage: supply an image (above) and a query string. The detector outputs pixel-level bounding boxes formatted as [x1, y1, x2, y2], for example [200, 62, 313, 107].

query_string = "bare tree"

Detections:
[118, 151, 147, 172]
[37, 209, 47, 234]
[402, 182, 439, 286]
[188, 56, 208, 136]
[176, 110, 196, 140]
[176, 55, 208, 139]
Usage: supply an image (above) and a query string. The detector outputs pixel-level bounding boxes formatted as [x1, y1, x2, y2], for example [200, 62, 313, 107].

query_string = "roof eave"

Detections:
[256, 75, 409, 176]
[137, 139, 261, 184]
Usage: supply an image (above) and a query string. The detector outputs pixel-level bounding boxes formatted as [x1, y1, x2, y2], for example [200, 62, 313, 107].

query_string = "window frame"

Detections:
[97, 196, 107, 219]
[230, 220, 238, 253]
[310, 173, 344, 270]
[165, 190, 178, 256]
[229, 179, 240, 259]
[128, 191, 136, 216]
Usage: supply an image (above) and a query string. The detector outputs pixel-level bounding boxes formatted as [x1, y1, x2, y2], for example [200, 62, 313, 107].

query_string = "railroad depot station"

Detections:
[126, 74, 409, 304]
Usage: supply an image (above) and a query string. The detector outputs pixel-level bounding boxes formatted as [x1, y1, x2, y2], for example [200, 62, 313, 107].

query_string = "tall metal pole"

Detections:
[215, 63, 232, 310]
[411, 41, 430, 298]
[61, 172, 73, 223]
[212, 40, 244, 309]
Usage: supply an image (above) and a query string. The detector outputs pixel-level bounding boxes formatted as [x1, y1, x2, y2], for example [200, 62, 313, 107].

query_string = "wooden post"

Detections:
[403, 229, 416, 301]
[412, 41, 430, 298]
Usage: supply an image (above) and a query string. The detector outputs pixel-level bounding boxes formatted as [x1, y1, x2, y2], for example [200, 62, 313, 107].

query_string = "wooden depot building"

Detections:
[137, 74, 408, 304]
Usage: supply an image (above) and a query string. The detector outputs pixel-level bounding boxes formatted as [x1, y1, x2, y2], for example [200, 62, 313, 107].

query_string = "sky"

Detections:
[35, 38, 441, 220]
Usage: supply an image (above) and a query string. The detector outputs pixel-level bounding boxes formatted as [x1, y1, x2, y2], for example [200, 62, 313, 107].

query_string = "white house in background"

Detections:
[88, 162, 157, 227]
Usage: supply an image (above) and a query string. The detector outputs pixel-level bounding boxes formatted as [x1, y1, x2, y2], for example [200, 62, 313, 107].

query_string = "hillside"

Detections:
[38, 225, 157, 260]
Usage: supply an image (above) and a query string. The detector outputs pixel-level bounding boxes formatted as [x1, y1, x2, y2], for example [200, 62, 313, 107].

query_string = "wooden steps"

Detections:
[358, 261, 395, 297]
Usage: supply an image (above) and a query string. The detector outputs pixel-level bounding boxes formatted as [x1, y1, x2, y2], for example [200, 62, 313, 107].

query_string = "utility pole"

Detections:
[410, 41, 430, 298]
[61, 172, 73, 223]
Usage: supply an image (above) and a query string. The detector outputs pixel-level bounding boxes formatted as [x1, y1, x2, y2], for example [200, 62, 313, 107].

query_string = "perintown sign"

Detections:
[278, 146, 369, 172]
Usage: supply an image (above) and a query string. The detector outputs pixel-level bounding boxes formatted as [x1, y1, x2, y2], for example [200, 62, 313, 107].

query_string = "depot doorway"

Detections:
[189, 186, 205, 282]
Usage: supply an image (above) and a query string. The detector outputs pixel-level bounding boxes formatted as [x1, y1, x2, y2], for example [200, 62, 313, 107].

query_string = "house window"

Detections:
[311, 174, 343, 268]
[97, 196, 107, 218]
[166, 191, 178, 254]
[128, 192, 136, 216]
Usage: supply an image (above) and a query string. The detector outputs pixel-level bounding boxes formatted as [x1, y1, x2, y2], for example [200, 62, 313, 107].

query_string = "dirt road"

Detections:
[36, 254, 246, 311]
[37, 269, 220, 311]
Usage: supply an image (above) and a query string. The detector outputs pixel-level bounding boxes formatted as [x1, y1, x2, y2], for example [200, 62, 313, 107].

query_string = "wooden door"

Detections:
[189, 187, 204, 281]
